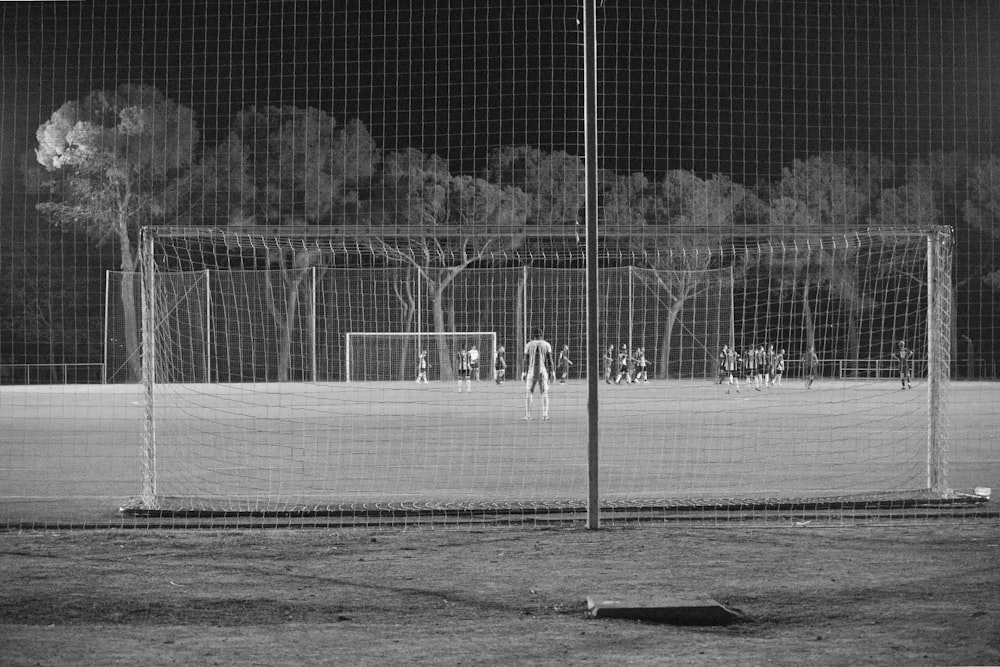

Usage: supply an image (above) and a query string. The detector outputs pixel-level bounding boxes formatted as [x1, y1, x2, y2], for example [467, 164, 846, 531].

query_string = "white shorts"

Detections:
[526, 371, 550, 394]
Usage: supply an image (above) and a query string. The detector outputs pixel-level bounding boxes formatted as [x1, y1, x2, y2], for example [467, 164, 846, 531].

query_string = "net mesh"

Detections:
[134, 227, 953, 515]
[1, 0, 994, 527]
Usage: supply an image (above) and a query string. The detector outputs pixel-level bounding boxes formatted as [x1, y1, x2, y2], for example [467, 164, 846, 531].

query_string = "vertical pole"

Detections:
[345, 335, 351, 383]
[416, 269, 422, 363]
[522, 265, 529, 378]
[140, 229, 157, 508]
[204, 269, 212, 382]
[310, 266, 318, 381]
[583, 0, 600, 529]
[103, 270, 110, 384]
[926, 231, 946, 494]
[628, 266, 634, 350]
[727, 265, 736, 348]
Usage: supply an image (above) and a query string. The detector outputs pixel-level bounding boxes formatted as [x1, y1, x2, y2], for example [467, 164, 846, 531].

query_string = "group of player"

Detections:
[413, 333, 572, 419]
[717, 344, 787, 394]
[717, 339, 915, 393]
[416, 344, 490, 389]
[601, 344, 650, 385]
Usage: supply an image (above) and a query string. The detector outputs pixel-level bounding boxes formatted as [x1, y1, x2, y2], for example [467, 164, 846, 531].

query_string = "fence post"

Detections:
[204, 269, 212, 382]
[140, 232, 157, 508]
[311, 266, 318, 381]
[583, 0, 600, 530]
[103, 270, 110, 384]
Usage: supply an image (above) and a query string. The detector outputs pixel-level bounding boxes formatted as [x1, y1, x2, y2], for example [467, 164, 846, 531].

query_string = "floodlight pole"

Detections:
[140, 228, 157, 509]
[583, 0, 600, 529]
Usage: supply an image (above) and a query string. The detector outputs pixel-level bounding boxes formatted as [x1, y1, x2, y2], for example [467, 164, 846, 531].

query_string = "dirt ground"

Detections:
[1, 521, 998, 666]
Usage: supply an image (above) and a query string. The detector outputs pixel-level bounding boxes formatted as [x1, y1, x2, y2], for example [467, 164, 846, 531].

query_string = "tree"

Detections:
[369, 149, 452, 227]
[231, 106, 379, 224]
[33, 84, 199, 380]
[599, 172, 654, 227]
[634, 171, 757, 377]
[0, 228, 104, 381]
[371, 154, 529, 377]
[771, 155, 873, 228]
[206, 106, 379, 380]
[165, 134, 258, 227]
[870, 182, 940, 229]
[760, 153, 901, 363]
[262, 247, 325, 381]
[483, 146, 584, 226]
[961, 155, 1000, 276]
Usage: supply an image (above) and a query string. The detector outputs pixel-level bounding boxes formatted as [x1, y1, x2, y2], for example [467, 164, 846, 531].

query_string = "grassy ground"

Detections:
[3, 380, 997, 526]
[2, 521, 999, 666]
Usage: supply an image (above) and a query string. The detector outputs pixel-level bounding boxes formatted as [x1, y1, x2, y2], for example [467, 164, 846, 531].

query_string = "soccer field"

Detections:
[1, 379, 997, 526]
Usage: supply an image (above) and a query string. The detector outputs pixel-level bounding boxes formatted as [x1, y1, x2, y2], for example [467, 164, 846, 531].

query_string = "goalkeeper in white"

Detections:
[522, 327, 555, 420]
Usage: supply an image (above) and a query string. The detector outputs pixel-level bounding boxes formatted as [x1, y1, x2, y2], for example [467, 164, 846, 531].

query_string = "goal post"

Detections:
[130, 225, 958, 519]
[346, 331, 498, 382]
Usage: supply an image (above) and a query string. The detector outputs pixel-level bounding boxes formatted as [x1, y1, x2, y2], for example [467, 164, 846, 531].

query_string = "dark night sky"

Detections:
[2, 0, 999, 189]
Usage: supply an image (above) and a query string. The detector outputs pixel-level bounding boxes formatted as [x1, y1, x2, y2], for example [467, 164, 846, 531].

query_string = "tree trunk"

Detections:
[46, 299, 62, 384]
[657, 304, 682, 379]
[393, 270, 416, 381]
[430, 281, 453, 379]
[276, 272, 304, 382]
[846, 308, 860, 377]
[801, 282, 816, 352]
[515, 268, 527, 378]
[118, 225, 142, 382]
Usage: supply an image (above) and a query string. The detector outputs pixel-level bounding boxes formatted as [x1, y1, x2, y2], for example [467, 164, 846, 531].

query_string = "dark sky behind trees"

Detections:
[4, 1, 998, 187]
[2, 1, 999, 372]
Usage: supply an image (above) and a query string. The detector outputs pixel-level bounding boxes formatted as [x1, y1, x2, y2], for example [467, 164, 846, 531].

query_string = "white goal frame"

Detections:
[345, 331, 498, 382]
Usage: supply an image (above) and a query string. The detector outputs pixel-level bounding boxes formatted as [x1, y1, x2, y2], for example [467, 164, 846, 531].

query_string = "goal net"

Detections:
[346, 332, 497, 382]
[131, 226, 953, 519]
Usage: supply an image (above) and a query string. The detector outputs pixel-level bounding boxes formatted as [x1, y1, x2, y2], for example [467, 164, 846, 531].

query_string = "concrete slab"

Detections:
[586, 594, 745, 625]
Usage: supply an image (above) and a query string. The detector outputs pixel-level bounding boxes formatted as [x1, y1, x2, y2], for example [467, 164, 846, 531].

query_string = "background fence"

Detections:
[125, 266, 734, 383]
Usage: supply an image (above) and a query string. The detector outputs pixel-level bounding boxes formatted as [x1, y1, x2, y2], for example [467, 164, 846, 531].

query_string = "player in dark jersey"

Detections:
[772, 348, 785, 387]
[892, 340, 913, 390]
[802, 345, 819, 389]
[754, 345, 766, 391]
[603, 345, 614, 384]
[416, 349, 430, 383]
[717, 345, 729, 385]
[557, 344, 573, 384]
[494, 345, 507, 384]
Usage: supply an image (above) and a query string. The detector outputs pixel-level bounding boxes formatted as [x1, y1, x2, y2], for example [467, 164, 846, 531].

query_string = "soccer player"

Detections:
[725, 345, 740, 394]
[754, 345, 766, 391]
[717, 345, 729, 385]
[522, 327, 554, 420]
[456, 346, 472, 392]
[893, 340, 913, 390]
[772, 348, 785, 387]
[744, 345, 757, 390]
[494, 345, 507, 384]
[415, 349, 430, 383]
[802, 345, 819, 389]
[614, 344, 632, 384]
[765, 344, 776, 387]
[603, 345, 615, 384]
[633, 346, 649, 383]
[468, 344, 480, 381]
[557, 344, 573, 384]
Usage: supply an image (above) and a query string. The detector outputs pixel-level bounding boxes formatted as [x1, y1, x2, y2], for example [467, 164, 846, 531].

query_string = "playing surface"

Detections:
[1, 379, 997, 525]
